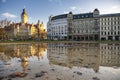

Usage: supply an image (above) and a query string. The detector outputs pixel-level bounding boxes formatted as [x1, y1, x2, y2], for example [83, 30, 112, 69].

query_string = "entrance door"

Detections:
[115, 36, 119, 40]
[108, 36, 113, 40]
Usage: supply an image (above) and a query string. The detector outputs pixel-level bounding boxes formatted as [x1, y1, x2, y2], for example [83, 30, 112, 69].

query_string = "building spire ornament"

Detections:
[38, 19, 40, 24]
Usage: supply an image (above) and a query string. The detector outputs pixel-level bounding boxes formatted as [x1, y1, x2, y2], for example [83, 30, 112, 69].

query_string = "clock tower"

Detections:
[21, 8, 28, 24]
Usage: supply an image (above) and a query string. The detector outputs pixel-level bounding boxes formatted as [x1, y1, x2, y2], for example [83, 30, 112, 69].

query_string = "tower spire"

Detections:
[21, 7, 28, 24]
[38, 19, 40, 24]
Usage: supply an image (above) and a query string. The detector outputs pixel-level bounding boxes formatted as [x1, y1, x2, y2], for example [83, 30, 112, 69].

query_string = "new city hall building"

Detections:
[4, 8, 46, 40]
[47, 9, 120, 40]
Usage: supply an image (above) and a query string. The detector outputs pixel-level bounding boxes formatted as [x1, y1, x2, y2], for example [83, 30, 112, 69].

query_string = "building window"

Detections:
[118, 31, 120, 35]
[114, 32, 116, 35]
[114, 26, 116, 30]
[101, 32, 103, 35]
[118, 26, 120, 30]
[114, 22, 116, 25]
[74, 30, 75, 33]
[111, 32, 113, 35]
[105, 32, 106, 35]
[105, 27, 106, 30]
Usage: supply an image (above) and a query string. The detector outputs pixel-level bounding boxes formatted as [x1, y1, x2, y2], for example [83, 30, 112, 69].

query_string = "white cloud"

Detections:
[63, 11, 69, 14]
[1, 0, 7, 3]
[28, 17, 33, 23]
[111, 6, 118, 9]
[48, 0, 62, 2]
[101, 5, 120, 14]
[29, 17, 32, 20]
[48, 0, 53, 2]
[70, 6, 77, 10]
[48, 0, 62, 5]
[2, 12, 17, 18]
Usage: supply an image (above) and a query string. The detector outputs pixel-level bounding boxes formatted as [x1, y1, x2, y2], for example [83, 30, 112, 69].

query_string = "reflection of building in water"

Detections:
[100, 43, 120, 66]
[31, 43, 46, 60]
[38, 43, 46, 60]
[47, 43, 68, 66]
[0, 43, 46, 72]
[47, 43, 100, 72]
[68, 43, 100, 72]
[31, 44, 38, 58]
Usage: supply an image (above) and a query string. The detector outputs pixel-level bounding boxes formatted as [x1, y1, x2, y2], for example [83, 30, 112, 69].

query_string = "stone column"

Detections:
[113, 36, 115, 40]
[106, 36, 108, 40]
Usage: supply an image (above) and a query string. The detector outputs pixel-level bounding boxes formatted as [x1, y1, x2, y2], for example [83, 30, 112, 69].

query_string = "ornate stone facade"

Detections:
[4, 8, 46, 40]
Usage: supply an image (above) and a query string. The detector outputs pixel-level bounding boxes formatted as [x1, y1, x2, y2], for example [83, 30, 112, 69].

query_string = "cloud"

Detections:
[48, 0, 53, 2]
[48, 0, 62, 5]
[28, 17, 33, 23]
[101, 5, 120, 14]
[70, 6, 77, 10]
[111, 5, 119, 9]
[2, 12, 17, 18]
[1, 0, 7, 3]
[63, 11, 69, 14]
[111, 6, 118, 9]
[48, 0, 62, 2]
[111, 5, 120, 13]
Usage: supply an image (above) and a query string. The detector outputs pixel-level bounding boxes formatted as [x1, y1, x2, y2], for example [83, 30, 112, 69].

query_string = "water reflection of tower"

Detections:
[16, 44, 30, 72]
[30, 43, 46, 60]
[21, 56, 28, 72]
[100, 43, 120, 66]
[0, 43, 47, 72]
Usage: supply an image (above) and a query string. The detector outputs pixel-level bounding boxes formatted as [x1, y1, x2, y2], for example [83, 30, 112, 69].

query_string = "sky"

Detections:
[0, 0, 120, 29]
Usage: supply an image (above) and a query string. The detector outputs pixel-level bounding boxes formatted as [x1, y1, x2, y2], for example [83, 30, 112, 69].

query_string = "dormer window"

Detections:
[86, 15, 88, 18]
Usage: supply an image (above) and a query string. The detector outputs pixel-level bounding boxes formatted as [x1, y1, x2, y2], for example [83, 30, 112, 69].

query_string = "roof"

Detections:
[51, 13, 93, 20]
[73, 13, 93, 19]
[51, 14, 67, 20]
[100, 13, 120, 17]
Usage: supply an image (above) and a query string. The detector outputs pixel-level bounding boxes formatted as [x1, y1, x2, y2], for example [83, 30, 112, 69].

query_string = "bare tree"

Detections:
[0, 19, 11, 28]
